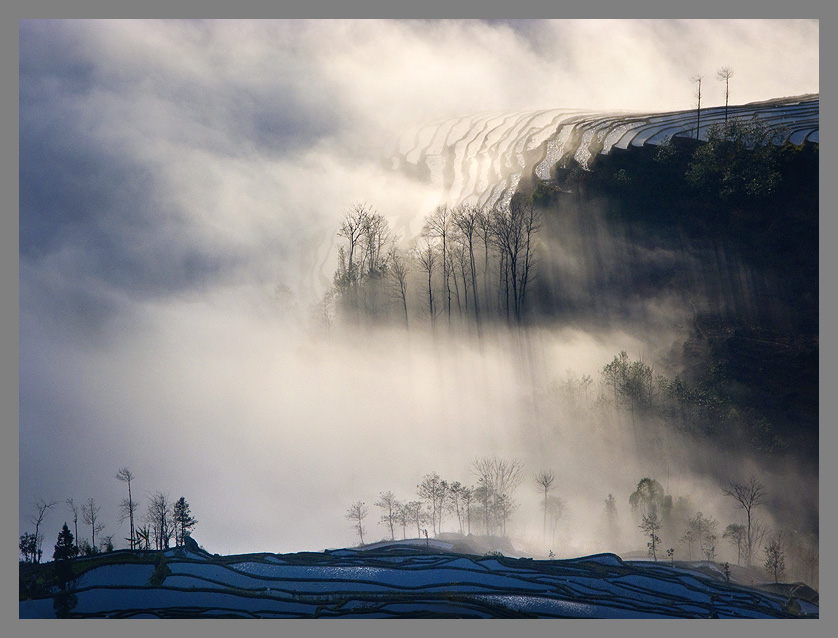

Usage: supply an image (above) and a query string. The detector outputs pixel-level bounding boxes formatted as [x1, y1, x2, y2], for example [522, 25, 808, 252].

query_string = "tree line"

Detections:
[345, 460, 816, 588]
[628, 474, 816, 586]
[320, 193, 542, 333]
[19, 466, 197, 564]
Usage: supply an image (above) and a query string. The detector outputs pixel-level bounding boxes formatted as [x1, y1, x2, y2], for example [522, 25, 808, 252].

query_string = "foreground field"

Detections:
[19, 539, 818, 619]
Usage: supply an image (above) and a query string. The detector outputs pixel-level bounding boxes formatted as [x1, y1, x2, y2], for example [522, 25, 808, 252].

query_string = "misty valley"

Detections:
[21, 96, 818, 618]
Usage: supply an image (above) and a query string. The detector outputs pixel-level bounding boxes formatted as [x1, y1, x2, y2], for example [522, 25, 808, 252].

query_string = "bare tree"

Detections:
[716, 66, 734, 122]
[413, 235, 439, 329]
[425, 205, 455, 327]
[417, 473, 449, 536]
[723, 523, 747, 566]
[82, 497, 105, 551]
[691, 74, 704, 139]
[375, 491, 400, 541]
[546, 495, 566, 547]
[452, 204, 482, 327]
[534, 470, 556, 539]
[722, 475, 766, 567]
[471, 456, 525, 536]
[26, 497, 57, 563]
[345, 501, 368, 545]
[640, 511, 663, 561]
[403, 500, 426, 538]
[388, 248, 410, 328]
[334, 203, 373, 322]
[145, 492, 173, 550]
[764, 534, 786, 583]
[489, 195, 541, 323]
[65, 498, 80, 555]
[116, 467, 137, 550]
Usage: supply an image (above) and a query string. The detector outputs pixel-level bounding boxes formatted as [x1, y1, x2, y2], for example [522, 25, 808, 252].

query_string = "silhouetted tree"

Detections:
[471, 456, 525, 536]
[19, 532, 38, 563]
[489, 195, 541, 322]
[116, 467, 137, 550]
[135, 525, 151, 550]
[403, 500, 426, 538]
[172, 497, 197, 547]
[426, 205, 455, 326]
[452, 203, 482, 327]
[723, 523, 747, 566]
[146, 492, 173, 550]
[388, 248, 410, 328]
[346, 501, 368, 545]
[629, 478, 667, 520]
[716, 66, 734, 122]
[764, 535, 786, 583]
[53, 523, 79, 595]
[640, 511, 663, 561]
[26, 497, 57, 564]
[691, 73, 704, 139]
[375, 491, 399, 541]
[99, 534, 115, 553]
[681, 511, 718, 563]
[413, 235, 439, 329]
[417, 473, 449, 536]
[65, 499, 80, 554]
[723, 475, 766, 567]
[81, 498, 105, 554]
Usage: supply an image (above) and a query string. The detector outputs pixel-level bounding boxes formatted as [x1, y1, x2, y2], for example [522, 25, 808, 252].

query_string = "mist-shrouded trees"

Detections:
[172, 497, 198, 547]
[488, 194, 541, 323]
[417, 473, 449, 536]
[446, 482, 472, 536]
[640, 511, 663, 561]
[346, 501, 368, 545]
[764, 535, 786, 583]
[327, 195, 543, 332]
[375, 491, 400, 541]
[333, 203, 398, 325]
[722, 475, 766, 567]
[403, 500, 426, 538]
[723, 523, 747, 566]
[603, 494, 619, 548]
[545, 495, 566, 547]
[629, 478, 668, 520]
[534, 470, 556, 540]
[680, 511, 718, 562]
[116, 467, 137, 550]
[471, 456, 524, 537]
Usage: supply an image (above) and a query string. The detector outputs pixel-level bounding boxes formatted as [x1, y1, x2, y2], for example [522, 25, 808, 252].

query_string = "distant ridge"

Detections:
[387, 94, 819, 210]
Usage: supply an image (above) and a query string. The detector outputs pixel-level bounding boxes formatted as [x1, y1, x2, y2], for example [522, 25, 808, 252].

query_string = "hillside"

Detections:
[19, 539, 818, 619]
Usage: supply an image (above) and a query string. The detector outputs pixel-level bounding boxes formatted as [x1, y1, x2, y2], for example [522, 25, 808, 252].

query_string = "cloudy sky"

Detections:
[19, 19, 818, 555]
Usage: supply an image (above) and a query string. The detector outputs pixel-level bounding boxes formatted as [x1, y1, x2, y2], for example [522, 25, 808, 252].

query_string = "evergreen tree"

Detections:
[53, 523, 79, 596]
[53, 523, 79, 562]
[172, 497, 198, 547]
